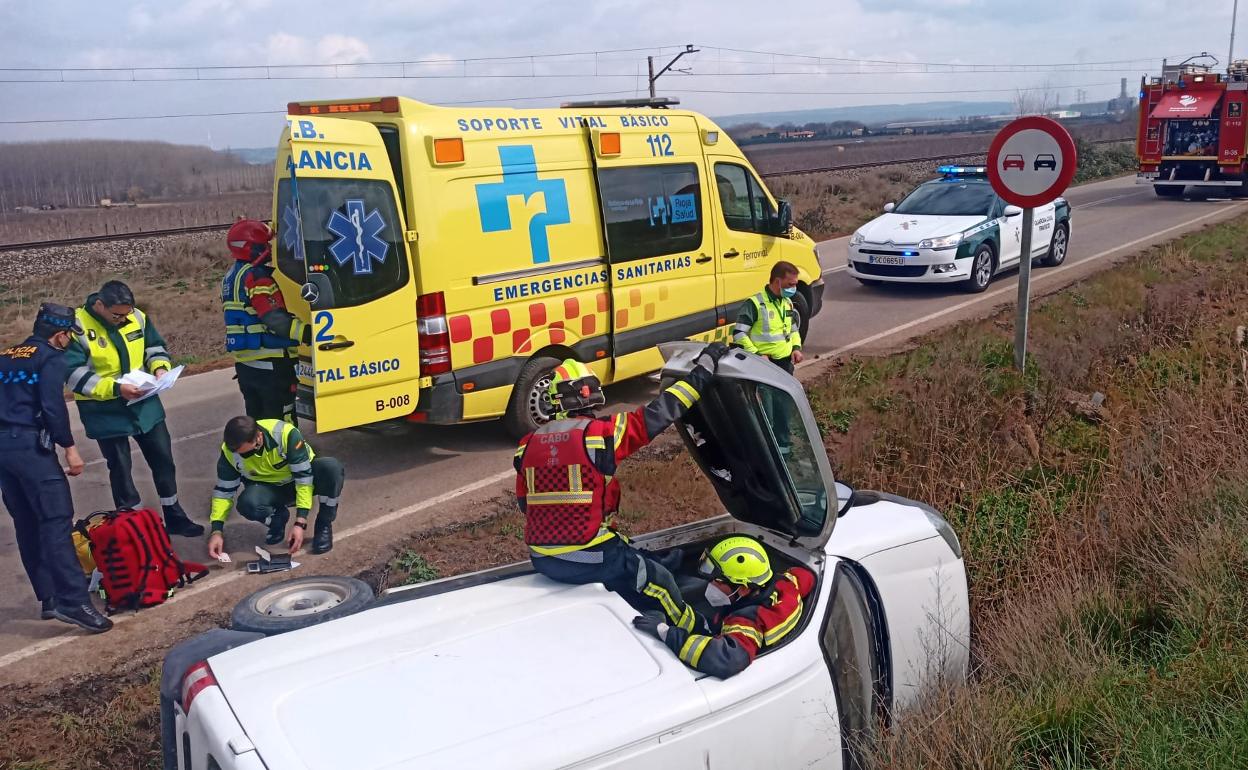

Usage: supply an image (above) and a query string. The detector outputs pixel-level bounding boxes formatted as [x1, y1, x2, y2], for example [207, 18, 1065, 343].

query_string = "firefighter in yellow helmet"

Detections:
[513, 344, 729, 632]
[632, 536, 816, 678]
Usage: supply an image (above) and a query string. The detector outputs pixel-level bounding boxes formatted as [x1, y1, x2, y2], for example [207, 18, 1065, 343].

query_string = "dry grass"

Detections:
[802, 216, 1248, 768]
[0, 239, 229, 367]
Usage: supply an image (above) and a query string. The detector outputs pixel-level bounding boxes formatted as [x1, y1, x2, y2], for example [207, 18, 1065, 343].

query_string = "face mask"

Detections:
[705, 581, 734, 608]
[782, 286, 798, 298]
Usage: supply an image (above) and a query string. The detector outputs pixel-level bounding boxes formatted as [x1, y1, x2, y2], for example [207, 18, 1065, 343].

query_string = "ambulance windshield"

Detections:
[275, 178, 408, 308]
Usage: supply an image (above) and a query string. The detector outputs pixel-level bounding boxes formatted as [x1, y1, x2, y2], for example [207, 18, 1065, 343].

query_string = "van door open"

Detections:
[708, 159, 784, 323]
[278, 116, 420, 432]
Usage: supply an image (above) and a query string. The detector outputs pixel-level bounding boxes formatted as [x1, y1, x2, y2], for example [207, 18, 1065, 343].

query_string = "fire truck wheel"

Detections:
[1154, 185, 1184, 198]
[504, 355, 563, 439]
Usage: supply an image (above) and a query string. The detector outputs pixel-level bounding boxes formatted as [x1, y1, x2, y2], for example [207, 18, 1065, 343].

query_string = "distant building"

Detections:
[787, 130, 817, 139]
[98, 198, 112, 208]
[1048, 110, 1082, 120]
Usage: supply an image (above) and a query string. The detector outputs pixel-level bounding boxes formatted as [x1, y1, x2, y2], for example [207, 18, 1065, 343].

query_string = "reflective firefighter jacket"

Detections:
[209, 419, 315, 531]
[662, 566, 816, 679]
[64, 294, 172, 440]
[222, 260, 305, 364]
[733, 288, 802, 360]
[514, 364, 714, 555]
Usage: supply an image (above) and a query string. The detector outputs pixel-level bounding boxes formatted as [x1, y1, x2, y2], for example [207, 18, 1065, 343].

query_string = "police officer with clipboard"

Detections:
[0, 303, 112, 633]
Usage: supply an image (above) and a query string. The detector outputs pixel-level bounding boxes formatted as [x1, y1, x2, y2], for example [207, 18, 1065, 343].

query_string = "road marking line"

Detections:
[83, 428, 220, 468]
[3, 199, 1237, 672]
[798, 202, 1246, 366]
[0, 469, 515, 671]
[1077, 190, 1148, 208]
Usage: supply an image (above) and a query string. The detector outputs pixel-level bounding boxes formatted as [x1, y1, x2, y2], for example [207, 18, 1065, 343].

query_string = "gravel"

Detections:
[0, 231, 222, 283]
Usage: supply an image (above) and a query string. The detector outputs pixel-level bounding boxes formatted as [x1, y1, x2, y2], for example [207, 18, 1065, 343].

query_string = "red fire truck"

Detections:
[1138, 57, 1248, 197]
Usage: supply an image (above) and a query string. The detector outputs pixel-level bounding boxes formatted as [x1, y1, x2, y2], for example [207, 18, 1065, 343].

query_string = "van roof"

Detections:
[208, 574, 710, 770]
[286, 95, 722, 128]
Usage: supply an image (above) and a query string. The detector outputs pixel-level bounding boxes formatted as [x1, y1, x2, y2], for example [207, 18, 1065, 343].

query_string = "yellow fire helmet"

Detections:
[547, 359, 605, 417]
[701, 536, 774, 587]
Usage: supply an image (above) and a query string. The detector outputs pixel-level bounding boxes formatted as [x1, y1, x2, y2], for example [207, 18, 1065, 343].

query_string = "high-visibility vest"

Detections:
[222, 261, 297, 363]
[739, 292, 798, 359]
[220, 419, 315, 486]
[69, 307, 161, 402]
[517, 418, 615, 551]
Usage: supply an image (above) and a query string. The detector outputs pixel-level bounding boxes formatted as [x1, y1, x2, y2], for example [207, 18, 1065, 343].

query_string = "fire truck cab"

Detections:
[1138, 58, 1248, 197]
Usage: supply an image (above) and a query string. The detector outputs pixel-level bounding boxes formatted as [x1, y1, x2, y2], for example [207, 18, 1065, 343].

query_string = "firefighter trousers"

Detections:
[235, 360, 297, 425]
[530, 537, 704, 634]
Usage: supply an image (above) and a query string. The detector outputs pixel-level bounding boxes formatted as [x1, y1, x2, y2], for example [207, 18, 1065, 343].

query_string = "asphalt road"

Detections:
[2, 174, 1245, 665]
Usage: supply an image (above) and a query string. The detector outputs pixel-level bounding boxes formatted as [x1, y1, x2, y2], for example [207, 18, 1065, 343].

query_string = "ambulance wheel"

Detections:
[230, 576, 374, 636]
[504, 355, 562, 439]
[793, 290, 811, 344]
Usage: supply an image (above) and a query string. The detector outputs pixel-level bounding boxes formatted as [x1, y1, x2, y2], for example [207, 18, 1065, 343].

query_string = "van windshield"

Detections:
[275, 178, 409, 308]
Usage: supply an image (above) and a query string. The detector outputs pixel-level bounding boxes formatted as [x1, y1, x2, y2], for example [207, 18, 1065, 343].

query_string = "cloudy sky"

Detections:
[0, 0, 1237, 149]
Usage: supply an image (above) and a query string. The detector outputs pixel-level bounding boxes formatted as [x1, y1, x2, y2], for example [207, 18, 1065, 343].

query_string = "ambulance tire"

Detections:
[793, 290, 811, 345]
[504, 355, 563, 439]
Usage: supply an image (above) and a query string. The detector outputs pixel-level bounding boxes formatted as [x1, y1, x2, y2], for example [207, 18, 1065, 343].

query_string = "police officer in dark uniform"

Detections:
[0, 303, 112, 633]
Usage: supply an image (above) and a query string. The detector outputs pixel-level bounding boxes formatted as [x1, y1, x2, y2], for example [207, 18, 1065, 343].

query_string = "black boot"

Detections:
[164, 506, 205, 538]
[40, 597, 55, 620]
[52, 603, 113, 634]
[311, 520, 333, 554]
[265, 508, 290, 546]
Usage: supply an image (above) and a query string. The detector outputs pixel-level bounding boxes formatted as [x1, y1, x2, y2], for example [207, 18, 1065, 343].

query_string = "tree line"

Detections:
[0, 140, 274, 210]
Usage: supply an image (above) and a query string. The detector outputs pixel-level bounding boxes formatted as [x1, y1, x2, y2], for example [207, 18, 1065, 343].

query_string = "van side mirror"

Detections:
[1003, 205, 1023, 218]
[883, 202, 895, 213]
[774, 200, 793, 235]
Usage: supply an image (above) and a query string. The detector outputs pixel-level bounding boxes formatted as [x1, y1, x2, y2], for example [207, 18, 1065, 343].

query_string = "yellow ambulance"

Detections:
[272, 96, 825, 436]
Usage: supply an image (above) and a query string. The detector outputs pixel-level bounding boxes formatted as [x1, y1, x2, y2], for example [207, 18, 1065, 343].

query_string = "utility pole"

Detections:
[1231, 0, 1240, 68]
[648, 44, 699, 99]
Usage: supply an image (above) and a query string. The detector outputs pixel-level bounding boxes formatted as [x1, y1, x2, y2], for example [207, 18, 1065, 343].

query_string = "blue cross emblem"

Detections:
[475, 145, 570, 264]
[281, 203, 302, 259]
[326, 200, 389, 275]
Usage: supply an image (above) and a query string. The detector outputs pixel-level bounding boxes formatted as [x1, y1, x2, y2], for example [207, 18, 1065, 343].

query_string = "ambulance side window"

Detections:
[715, 163, 776, 235]
[599, 164, 703, 263]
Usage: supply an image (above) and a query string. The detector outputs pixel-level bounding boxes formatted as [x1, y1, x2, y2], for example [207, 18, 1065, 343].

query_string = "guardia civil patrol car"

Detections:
[270, 96, 825, 438]
[847, 166, 1072, 292]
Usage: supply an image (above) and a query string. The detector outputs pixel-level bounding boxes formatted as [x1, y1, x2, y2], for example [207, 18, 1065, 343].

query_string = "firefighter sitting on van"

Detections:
[514, 345, 728, 633]
[633, 536, 816, 679]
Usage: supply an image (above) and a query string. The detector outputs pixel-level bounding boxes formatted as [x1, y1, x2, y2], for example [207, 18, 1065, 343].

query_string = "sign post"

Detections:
[987, 116, 1078, 371]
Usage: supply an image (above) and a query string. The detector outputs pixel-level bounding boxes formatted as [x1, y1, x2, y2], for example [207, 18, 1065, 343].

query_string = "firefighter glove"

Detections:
[632, 611, 669, 641]
[695, 341, 731, 373]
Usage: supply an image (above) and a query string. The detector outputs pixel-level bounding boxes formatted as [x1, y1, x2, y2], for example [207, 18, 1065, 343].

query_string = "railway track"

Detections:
[1, 139, 1133, 251]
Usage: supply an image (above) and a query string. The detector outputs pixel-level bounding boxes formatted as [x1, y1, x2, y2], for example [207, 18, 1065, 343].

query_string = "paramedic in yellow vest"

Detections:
[64, 281, 203, 537]
[732, 261, 804, 451]
[206, 416, 345, 557]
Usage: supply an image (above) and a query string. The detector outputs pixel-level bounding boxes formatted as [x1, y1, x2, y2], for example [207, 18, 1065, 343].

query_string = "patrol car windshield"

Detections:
[895, 180, 996, 217]
[275, 178, 409, 309]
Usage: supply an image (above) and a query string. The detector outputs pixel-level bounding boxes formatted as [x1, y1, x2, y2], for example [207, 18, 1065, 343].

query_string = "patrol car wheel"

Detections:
[793, 290, 811, 345]
[965, 245, 994, 293]
[230, 576, 374, 636]
[504, 355, 562, 439]
[1041, 223, 1069, 267]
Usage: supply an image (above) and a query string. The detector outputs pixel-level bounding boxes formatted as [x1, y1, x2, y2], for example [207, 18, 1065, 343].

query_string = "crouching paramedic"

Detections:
[206, 416, 344, 558]
[633, 536, 816, 679]
[514, 344, 729, 633]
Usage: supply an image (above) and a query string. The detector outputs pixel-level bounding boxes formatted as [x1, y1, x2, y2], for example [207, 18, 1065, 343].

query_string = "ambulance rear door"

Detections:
[278, 116, 420, 432]
[590, 113, 720, 381]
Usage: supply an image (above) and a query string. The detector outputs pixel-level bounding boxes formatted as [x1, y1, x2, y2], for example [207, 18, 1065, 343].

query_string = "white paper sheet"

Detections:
[120, 365, 184, 404]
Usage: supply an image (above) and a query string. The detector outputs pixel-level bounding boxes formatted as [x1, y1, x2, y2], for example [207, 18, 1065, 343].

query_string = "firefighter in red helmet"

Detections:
[222, 219, 309, 423]
[513, 343, 729, 632]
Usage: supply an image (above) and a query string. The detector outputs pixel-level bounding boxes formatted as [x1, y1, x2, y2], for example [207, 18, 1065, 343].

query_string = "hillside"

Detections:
[0, 140, 272, 209]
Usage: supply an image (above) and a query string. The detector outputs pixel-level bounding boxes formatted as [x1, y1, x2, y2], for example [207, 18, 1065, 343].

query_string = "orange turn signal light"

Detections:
[433, 137, 465, 165]
[599, 132, 621, 155]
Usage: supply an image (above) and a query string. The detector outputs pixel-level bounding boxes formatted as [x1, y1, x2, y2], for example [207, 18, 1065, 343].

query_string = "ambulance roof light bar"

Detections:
[288, 97, 400, 115]
[560, 97, 680, 109]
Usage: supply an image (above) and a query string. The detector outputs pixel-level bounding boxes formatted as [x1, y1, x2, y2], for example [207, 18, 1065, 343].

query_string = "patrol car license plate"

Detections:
[296, 362, 314, 381]
[869, 255, 904, 265]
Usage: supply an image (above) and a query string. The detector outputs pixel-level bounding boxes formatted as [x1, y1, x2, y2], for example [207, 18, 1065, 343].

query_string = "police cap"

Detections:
[35, 302, 83, 335]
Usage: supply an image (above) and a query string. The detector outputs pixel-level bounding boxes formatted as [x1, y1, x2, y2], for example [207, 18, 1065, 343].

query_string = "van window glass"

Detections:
[599, 164, 703, 263]
[714, 164, 755, 231]
[276, 178, 408, 308]
[377, 125, 407, 216]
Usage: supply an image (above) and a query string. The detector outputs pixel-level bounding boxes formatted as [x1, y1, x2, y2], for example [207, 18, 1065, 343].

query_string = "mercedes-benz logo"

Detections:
[300, 282, 320, 304]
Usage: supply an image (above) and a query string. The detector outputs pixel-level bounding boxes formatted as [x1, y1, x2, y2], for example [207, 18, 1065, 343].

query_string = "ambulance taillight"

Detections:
[417, 292, 452, 375]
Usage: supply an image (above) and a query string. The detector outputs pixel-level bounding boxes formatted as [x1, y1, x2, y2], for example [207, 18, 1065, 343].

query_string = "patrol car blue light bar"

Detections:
[938, 165, 987, 176]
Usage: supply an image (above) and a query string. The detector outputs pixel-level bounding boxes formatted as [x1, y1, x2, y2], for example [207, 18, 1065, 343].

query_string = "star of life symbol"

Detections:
[281, 203, 303, 259]
[326, 200, 389, 275]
